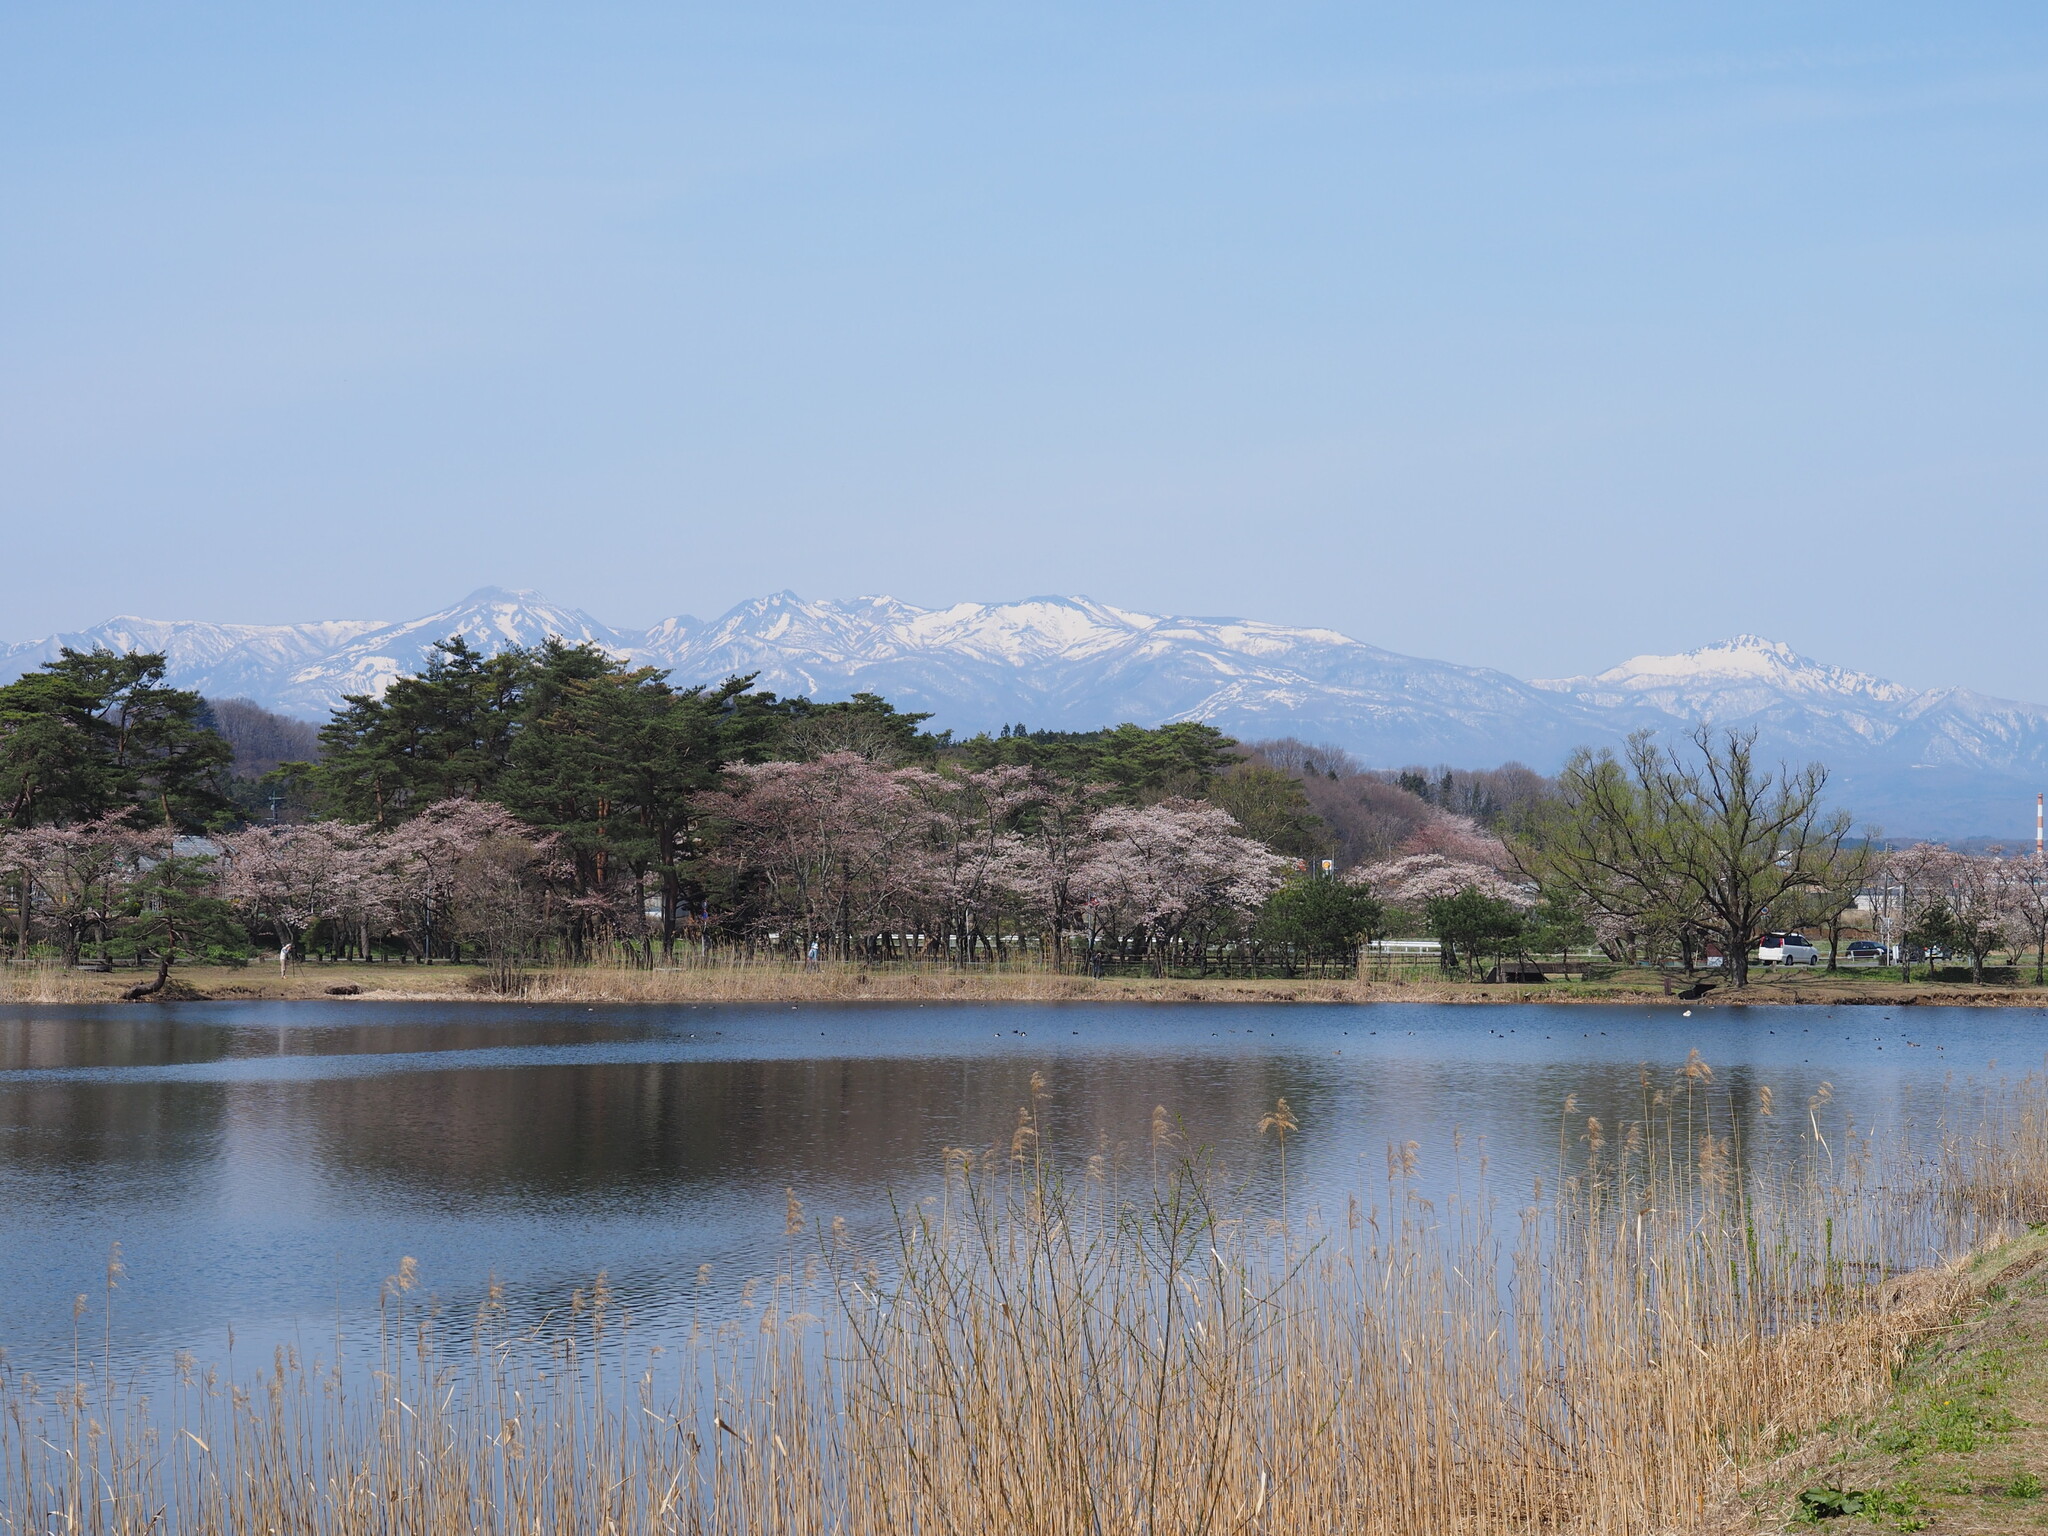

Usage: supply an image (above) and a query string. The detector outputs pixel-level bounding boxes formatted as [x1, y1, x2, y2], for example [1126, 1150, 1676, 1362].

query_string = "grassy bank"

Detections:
[6, 954, 2048, 1006]
[1718, 1231, 2048, 1533]
[4, 1061, 2041, 1533]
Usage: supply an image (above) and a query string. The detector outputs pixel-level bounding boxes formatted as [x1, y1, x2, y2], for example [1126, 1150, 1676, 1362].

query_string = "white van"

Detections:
[1757, 932, 1820, 966]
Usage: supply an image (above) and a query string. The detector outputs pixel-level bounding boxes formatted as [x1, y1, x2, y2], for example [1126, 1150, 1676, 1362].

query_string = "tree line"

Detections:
[0, 640, 1379, 980]
[4, 636, 2043, 990]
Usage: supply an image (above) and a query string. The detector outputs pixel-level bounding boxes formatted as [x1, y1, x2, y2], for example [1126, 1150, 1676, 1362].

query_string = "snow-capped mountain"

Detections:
[0, 590, 629, 719]
[0, 616, 391, 703]
[1535, 635, 1918, 716]
[263, 590, 630, 717]
[1532, 635, 2048, 836]
[631, 592, 1601, 764]
[1531, 635, 2048, 770]
[4, 592, 2045, 837]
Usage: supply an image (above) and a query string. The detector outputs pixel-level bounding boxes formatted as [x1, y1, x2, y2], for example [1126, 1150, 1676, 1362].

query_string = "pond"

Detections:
[0, 998, 2039, 1376]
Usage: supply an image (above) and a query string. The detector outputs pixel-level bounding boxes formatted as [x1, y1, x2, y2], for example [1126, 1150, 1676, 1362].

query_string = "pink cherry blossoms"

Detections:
[213, 799, 555, 964]
[705, 754, 1286, 966]
[0, 815, 161, 966]
[1343, 813, 1533, 911]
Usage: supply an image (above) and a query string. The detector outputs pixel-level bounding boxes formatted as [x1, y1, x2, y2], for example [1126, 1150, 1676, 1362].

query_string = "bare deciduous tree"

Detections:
[1521, 729, 1853, 988]
[451, 832, 558, 991]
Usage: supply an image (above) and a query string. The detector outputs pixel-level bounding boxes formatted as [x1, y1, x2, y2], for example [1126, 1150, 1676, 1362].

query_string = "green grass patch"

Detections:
[1871, 1352, 2021, 1460]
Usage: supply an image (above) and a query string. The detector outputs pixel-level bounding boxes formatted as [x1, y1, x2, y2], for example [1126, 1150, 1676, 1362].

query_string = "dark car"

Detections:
[1845, 940, 1887, 962]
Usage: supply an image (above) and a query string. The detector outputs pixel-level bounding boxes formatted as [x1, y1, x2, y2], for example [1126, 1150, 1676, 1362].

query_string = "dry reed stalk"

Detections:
[0, 1062, 2027, 1535]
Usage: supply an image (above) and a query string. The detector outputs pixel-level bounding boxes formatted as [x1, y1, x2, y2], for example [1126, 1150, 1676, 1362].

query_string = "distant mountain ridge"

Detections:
[3, 588, 2042, 839]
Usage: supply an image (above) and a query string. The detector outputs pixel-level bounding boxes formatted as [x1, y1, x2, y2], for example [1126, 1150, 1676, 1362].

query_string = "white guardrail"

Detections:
[1363, 942, 1609, 959]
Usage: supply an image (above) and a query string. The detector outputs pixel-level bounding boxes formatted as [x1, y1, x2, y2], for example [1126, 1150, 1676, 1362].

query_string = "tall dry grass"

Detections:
[517, 951, 1103, 1004]
[1940, 1069, 2048, 1228]
[0, 957, 96, 1003]
[503, 951, 1449, 1004]
[0, 1058, 2022, 1535]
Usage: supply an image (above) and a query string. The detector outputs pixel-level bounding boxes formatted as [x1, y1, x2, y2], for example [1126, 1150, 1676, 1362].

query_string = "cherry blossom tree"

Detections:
[0, 815, 152, 966]
[994, 778, 1111, 965]
[1397, 811, 1518, 873]
[216, 820, 374, 969]
[1345, 852, 1535, 969]
[378, 798, 548, 962]
[902, 765, 1040, 961]
[450, 831, 560, 989]
[705, 753, 933, 957]
[1073, 800, 1285, 973]
[2001, 854, 2048, 985]
[1885, 843, 2014, 982]
[1347, 853, 1534, 911]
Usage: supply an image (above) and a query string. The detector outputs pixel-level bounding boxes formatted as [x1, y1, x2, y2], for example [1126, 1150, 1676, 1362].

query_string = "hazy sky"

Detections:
[3, 4, 2044, 693]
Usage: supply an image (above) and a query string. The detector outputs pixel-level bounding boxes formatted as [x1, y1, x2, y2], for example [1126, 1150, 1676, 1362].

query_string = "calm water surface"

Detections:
[1, 999, 2042, 1376]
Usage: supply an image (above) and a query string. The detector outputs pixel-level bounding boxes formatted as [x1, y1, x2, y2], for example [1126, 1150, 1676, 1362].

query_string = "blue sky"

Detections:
[2, 3, 2043, 693]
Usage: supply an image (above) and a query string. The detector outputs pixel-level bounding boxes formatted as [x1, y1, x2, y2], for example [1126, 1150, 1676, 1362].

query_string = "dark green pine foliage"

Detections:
[1255, 878, 1386, 969]
[768, 691, 949, 762]
[955, 721, 1238, 803]
[312, 636, 801, 955]
[0, 650, 232, 829]
[314, 638, 541, 822]
[116, 852, 254, 995]
[1424, 887, 1528, 975]
[497, 650, 773, 956]
[1209, 764, 1332, 861]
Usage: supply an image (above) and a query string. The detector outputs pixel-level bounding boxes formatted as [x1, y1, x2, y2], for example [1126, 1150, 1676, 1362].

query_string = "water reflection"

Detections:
[0, 1000, 2039, 1375]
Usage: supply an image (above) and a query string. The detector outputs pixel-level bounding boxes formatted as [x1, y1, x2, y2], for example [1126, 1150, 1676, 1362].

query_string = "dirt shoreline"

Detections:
[7, 961, 2048, 1007]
